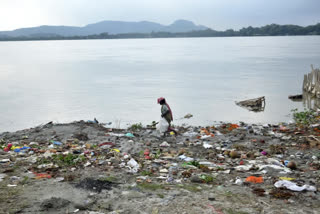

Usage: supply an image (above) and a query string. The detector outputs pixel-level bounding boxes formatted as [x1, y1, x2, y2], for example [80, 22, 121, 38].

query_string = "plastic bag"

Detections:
[156, 117, 169, 133]
[127, 158, 140, 173]
[274, 180, 316, 192]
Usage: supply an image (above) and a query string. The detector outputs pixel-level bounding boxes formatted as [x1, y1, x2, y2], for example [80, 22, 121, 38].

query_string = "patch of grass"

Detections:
[154, 150, 161, 159]
[223, 190, 234, 197]
[200, 174, 215, 183]
[0, 183, 27, 214]
[215, 166, 225, 171]
[20, 176, 29, 185]
[100, 176, 117, 183]
[187, 160, 200, 167]
[36, 157, 52, 165]
[141, 170, 153, 176]
[139, 150, 144, 157]
[291, 108, 317, 125]
[129, 123, 143, 131]
[137, 183, 164, 191]
[157, 193, 164, 198]
[51, 154, 86, 166]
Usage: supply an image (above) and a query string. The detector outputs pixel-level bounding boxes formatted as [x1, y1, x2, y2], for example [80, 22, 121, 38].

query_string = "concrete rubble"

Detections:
[0, 119, 319, 213]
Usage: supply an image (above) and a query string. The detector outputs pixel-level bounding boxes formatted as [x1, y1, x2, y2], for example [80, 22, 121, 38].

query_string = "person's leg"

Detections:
[167, 120, 178, 135]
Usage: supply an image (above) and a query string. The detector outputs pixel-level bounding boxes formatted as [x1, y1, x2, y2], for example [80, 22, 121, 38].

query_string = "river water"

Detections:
[0, 36, 320, 132]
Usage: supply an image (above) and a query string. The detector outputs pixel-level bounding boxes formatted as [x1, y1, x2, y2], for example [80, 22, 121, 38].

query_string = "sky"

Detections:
[0, 0, 320, 31]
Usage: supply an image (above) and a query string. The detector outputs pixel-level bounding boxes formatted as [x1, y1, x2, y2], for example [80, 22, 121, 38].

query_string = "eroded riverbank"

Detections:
[0, 120, 319, 214]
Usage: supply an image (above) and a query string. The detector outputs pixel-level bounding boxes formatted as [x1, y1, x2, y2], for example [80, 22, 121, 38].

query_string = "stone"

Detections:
[190, 175, 202, 183]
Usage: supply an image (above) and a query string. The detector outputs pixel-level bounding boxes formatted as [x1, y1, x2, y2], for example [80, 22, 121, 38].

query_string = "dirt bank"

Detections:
[0, 120, 319, 214]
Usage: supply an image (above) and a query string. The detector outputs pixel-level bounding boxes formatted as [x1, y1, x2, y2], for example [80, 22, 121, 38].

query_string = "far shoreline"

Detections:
[0, 34, 319, 43]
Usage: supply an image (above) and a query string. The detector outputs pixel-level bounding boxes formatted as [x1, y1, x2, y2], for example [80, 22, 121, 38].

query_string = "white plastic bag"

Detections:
[127, 158, 140, 173]
[156, 117, 169, 133]
[274, 180, 316, 192]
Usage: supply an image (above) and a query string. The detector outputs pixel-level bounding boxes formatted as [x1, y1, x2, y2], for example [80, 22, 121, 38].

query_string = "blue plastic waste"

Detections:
[53, 141, 62, 146]
[14, 146, 30, 152]
[284, 160, 290, 166]
[125, 133, 135, 137]
[87, 118, 99, 124]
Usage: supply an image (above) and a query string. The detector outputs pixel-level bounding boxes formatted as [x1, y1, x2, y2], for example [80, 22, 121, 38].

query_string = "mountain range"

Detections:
[0, 20, 208, 38]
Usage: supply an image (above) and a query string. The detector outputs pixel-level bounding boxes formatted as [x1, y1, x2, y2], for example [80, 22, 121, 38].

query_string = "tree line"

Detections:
[1, 23, 319, 41]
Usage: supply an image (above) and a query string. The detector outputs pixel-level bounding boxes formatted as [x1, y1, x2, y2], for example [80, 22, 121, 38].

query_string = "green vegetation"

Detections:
[137, 182, 164, 191]
[99, 176, 117, 183]
[47, 154, 86, 166]
[291, 108, 317, 125]
[0, 139, 5, 149]
[0, 183, 27, 214]
[141, 170, 153, 176]
[154, 150, 161, 159]
[157, 193, 165, 198]
[178, 184, 202, 192]
[200, 174, 215, 183]
[20, 176, 29, 185]
[1, 23, 320, 42]
[129, 123, 143, 131]
[187, 160, 200, 167]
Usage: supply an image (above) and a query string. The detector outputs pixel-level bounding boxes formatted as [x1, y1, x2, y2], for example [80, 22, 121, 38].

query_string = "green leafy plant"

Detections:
[200, 174, 215, 183]
[129, 123, 143, 131]
[187, 160, 200, 167]
[291, 108, 317, 125]
[51, 154, 85, 166]
[154, 150, 161, 159]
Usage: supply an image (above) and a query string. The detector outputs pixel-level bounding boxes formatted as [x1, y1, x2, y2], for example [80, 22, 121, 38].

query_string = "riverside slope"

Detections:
[0, 120, 319, 213]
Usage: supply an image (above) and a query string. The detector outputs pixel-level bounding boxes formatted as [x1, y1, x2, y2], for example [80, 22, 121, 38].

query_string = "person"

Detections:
[157, 97, 177, 135]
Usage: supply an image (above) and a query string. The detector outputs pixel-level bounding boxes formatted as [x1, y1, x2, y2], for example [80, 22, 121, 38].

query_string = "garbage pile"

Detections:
[0, 119, 319, 213]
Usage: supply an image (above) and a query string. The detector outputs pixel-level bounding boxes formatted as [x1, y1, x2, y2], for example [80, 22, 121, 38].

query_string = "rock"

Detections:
[74, 203, 89, 210]
[190, 175, 202, 183]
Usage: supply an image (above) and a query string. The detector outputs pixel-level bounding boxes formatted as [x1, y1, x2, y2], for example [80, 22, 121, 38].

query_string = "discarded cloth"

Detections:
[274, 180, 316, 192]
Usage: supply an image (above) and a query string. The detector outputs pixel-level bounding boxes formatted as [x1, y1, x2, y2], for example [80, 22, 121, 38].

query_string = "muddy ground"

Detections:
[0, 120, 319, 214]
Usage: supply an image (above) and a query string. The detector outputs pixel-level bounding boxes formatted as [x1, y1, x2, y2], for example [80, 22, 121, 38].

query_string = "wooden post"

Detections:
[303, 65, 320, 98]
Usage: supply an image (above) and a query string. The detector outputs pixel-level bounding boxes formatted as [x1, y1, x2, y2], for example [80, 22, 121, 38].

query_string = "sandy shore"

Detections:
[0, 120, 319, 214]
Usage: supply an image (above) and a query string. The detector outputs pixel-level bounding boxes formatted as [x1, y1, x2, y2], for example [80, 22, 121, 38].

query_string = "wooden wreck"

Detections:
[303, 65, 320, 98]
[236, 96, 265, 112]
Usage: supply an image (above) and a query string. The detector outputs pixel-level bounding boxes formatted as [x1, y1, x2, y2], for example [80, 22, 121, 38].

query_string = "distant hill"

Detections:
[1, 22, 319, 41]
[0, 19, 208, 37]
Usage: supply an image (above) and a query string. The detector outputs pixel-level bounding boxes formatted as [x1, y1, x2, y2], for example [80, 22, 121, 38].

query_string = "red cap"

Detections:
[157, 97, 165, 104]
